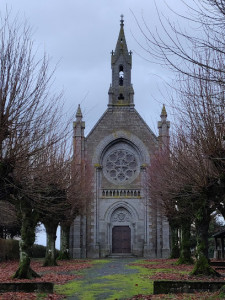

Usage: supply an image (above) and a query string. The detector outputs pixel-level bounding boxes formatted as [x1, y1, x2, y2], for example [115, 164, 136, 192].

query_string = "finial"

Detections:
[76, 104, 82, 118]
[120, 14, 124, 26]
[161, 104, 167, 117]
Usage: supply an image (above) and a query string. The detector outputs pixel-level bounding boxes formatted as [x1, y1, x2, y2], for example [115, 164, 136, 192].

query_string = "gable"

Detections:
[86, 107, 158, 164]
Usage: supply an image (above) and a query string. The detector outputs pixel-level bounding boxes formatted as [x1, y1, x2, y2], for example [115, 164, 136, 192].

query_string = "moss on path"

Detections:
[55, 258, 153, 300]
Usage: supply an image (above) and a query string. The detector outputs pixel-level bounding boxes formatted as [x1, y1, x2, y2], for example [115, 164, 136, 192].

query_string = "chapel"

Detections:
[70, 16, 170, 258]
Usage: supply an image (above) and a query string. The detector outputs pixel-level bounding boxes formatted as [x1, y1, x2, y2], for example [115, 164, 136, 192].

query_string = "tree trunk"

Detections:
[177, 221, 193, 265]
[13, 199, 40, 279]
[43, 222, 58, 266]
[191, 205, 219, 276]
[58, 223, 70, 260]
[170, 225, 180, 259]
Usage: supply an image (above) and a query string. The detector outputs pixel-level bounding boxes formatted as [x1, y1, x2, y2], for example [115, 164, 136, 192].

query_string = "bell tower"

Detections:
[108, 15, 134, 109]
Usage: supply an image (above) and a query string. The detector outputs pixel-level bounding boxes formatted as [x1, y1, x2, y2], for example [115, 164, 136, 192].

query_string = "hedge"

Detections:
[0, 239, 60, 261]
[0, 238, 19, 261]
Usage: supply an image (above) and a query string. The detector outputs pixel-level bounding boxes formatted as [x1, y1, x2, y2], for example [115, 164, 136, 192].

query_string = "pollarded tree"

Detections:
[148, 131, 219, 273]
[0, 11, 67, 278]
[150, 116, 221, 274]
[41, 184, 68, 267]
[171, 133, 216, 272]
[30, 138, 93, 264]
[175, 68, 224, 276]
[148, 144, 194, 264]
[31, 140, 71, 266]
[137, 0, 225, 275]
[59, 158, 93, 260]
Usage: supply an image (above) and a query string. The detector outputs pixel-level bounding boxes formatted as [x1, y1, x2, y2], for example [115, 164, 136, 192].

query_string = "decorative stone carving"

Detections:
[103, 143, 140, 184]
[101, 189, 141, 198]
[111, 208, 132, 223]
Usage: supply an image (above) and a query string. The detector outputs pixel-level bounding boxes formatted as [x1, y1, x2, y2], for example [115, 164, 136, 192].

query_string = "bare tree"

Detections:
[0, 12, 68, 278]
[135, 0, 225, 85]
[29, 138, 93, 265]
[148, 127, 220, 274]
[135, 0, 225, 275]
[59, 158, 93, 260]
[148, 143, 194, 264]
[29, 139, 71, 266]
[150, 72, 223, 274]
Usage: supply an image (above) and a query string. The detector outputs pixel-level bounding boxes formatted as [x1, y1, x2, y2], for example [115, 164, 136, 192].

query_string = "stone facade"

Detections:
[70, 17, 170, 258]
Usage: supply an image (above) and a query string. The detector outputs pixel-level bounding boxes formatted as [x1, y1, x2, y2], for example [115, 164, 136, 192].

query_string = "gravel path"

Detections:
[67, 258, 141, 300]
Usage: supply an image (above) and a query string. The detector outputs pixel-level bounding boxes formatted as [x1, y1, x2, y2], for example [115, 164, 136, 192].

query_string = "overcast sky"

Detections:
[0, 0, 191, 134]
[0, 0, 191, 246]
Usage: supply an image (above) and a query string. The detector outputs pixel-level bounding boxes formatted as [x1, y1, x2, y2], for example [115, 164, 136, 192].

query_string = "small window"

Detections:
[118, 93, 124, 100]
[119, 65, 124, 86]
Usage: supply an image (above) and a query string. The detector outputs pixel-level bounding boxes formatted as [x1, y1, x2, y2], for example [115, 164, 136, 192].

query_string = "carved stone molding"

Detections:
[101, 189, 141, 198]
[111, 208, 132, 223]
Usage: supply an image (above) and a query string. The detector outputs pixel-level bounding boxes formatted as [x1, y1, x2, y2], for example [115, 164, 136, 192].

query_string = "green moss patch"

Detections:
[91, 259, 110, 264]
[55, 260, 153, 300]
[54, 259, 225, 300]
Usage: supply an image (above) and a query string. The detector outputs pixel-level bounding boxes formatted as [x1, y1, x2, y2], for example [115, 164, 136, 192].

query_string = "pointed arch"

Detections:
[92, 130, 150, 165]
[104, 201, 139, 223]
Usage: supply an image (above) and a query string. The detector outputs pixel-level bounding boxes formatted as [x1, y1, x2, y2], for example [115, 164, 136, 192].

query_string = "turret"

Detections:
[73, 104, 85, 164]
[158, 104, 170, 149]
[108, 15, 134, 109]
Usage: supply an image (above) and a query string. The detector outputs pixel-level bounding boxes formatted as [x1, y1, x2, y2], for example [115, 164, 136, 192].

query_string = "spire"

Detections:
[76, 104, 82, 120]
[113, 14, 129, 58]
[73, 104, 85, 164]
[158, 104, 170, 149]
[161, 104, 167, 118]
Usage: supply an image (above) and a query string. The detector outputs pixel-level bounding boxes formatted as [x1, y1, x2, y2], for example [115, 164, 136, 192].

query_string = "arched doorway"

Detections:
[110, 207, 132, 254]
[112, 226, 131, 253]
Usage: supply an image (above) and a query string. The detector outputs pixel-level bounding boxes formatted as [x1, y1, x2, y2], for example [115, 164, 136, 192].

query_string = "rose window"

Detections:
[103, 149, 139, 184]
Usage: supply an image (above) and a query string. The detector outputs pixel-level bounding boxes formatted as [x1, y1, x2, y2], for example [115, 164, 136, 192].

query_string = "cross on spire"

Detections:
[120, 14, 124, 26]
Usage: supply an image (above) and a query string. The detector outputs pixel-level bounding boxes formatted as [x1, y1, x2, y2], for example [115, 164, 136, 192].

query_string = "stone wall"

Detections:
[154, 280, 225, 294]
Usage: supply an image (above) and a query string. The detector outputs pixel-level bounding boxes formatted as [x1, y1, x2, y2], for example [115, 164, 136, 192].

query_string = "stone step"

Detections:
[107, 253, 137, 258]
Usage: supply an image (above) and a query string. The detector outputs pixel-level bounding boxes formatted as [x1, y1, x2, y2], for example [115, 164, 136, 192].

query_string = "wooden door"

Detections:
[112, 226, 131, 253]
